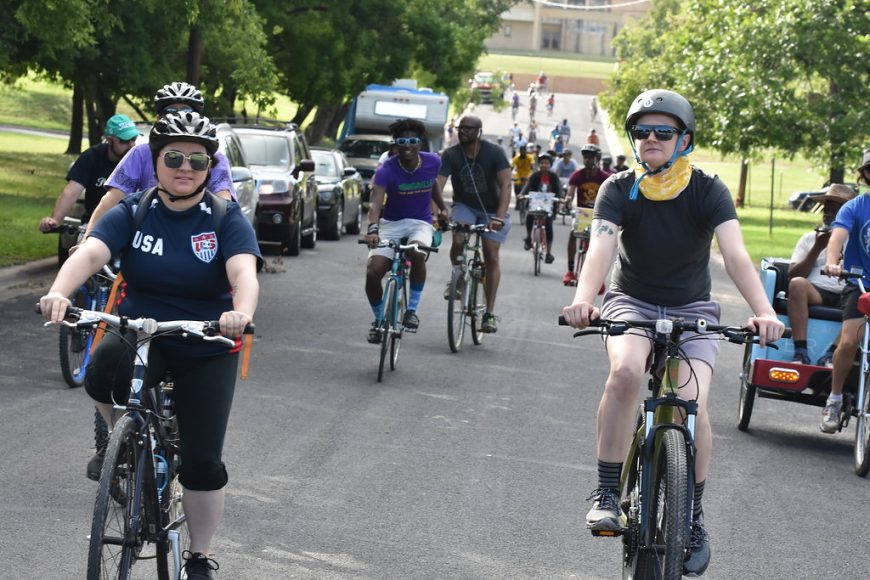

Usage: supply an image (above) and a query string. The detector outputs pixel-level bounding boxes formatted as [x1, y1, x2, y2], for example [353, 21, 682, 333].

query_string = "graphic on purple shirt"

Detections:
[105, 143, 235, 199]
[375, 151, 441, 223]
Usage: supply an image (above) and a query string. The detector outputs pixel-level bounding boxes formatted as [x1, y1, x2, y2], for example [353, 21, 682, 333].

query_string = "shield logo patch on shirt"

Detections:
[191, 231, 218, 263]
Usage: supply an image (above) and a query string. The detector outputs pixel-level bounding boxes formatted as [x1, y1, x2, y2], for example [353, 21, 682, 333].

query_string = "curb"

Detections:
[0, 257, 57, 301]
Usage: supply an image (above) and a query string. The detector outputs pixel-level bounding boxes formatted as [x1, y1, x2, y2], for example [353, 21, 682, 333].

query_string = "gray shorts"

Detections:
[600, 291, 722, 371]
[451, 202, 511, 244]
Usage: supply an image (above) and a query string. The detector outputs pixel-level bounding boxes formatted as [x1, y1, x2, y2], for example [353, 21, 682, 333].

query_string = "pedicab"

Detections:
[738, 258, 870, 476]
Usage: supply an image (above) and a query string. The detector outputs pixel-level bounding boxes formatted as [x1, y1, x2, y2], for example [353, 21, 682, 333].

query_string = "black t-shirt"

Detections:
[595, 168, 738, 306]
[439, 140, 510, 212]
[66, 142, 119, 222]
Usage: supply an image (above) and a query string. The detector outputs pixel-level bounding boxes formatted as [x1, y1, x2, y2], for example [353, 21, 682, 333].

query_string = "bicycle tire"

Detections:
[621, 413, 644, 579]
[470, 274, 485, 345]
[737, 343, 756, 431]
[378, 278, 397, 382]
[648, 429, 690, 580]
[447, 266, 467, 353]
[390, 281, 405, 371]
[533, 229, 542, 276]
[59, 285, 93, 388]
[87, 415, 143, 580]
[156, 463, 188, 580]
[854, 370, 870, 476]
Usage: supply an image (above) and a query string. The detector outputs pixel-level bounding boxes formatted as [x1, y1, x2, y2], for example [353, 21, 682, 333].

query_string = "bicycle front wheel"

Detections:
[390, 283, 405, 371]
[854, 371, 870, 476]
[59, 285, 94, 388]
[87, 415, 143, 580]
[156, 463, 188, 580]
[447, 267, 467, 353]
[470, 275, 485, 346]
[378, 278, 397, 382]
[648, 429, 690, 580]
[533, 231, 542, 276]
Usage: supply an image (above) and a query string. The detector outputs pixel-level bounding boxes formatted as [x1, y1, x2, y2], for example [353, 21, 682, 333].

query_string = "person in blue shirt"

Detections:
[39, 112, 260, 580]
[821, 147, 870, 434]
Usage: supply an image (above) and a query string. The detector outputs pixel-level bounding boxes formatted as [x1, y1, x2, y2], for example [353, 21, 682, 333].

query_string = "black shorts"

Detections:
[841, 283, 863, 321]
[812, 284, 843, 308]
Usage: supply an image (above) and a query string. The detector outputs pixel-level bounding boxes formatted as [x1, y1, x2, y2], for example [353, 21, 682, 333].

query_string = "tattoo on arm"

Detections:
[593, 220, 615, 237]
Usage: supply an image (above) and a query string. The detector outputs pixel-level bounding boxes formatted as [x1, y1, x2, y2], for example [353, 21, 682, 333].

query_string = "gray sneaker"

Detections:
[683, 513, 711, 577]
[820, 398, 842, 434]
[585, 488, 622, 531]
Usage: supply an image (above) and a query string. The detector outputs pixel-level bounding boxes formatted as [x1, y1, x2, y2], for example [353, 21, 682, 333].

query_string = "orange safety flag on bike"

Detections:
[90, 273, 124, 353]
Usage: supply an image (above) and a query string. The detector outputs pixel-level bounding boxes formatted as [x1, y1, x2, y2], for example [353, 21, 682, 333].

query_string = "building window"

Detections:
[503, 24, 512, 37]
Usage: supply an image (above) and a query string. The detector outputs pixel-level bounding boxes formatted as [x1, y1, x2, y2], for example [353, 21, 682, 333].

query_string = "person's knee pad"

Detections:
[179, 461, 228, 491]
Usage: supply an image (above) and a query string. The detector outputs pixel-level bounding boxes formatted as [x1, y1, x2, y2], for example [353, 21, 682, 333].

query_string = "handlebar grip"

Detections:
[205, 321, 255, 335]
[782, 327, 792, 339]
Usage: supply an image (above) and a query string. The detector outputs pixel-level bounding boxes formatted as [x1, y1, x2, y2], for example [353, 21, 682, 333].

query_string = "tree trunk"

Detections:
[735, 158, 748, 208]
[122, 95, 150, 123]
[326, 102, 350, 141]
[291, 104, 312, 126]
[187, 26, 203, 86]
[84, 96, 100, 147]
[305, 103, 343, 145]
[66, 82, 84, 155]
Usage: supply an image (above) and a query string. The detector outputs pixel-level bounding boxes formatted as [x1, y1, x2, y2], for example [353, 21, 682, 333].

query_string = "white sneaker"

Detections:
[820, 399, 842, 434]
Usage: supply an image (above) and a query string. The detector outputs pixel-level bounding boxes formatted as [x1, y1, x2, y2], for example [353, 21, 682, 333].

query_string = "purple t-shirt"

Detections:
[375, 151, 441, 223]
[105, 143, 235, 199]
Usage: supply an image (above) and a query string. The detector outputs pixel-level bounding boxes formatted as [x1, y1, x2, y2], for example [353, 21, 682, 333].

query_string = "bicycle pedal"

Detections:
[402, 326, 418, 334]
[590, 528, 623, 538]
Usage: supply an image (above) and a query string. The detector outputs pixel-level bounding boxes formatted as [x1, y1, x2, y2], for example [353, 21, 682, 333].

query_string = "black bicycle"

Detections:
[560, 315, 784, 579]
[44, 224, 120, 387]
[446, 223, 487, 353]
[41, 306, 253, 580]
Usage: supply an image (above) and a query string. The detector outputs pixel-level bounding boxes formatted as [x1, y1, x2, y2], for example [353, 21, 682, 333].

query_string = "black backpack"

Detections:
[132, 186, 228, 236]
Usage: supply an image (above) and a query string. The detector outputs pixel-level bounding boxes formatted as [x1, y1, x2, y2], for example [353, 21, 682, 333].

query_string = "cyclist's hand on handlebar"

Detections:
[38, 217, 58, 233]
[364, 232, 380, 249]
[822, 263, 842, 278]
[746, 313, 785, 348]
[220, 310, 252, 338]
[561, 301, 599, 329]
[488, 218, 505, 232]
[39, 292, 71, 323]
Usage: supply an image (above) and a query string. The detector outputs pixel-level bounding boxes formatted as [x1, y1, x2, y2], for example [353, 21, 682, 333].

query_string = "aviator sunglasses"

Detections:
[630, 124, 681, 142]
[161, 150, 211, 171]
[393, 137, 423, 147]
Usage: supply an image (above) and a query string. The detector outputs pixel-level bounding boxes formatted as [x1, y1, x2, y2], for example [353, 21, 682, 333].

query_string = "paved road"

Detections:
[2, 97, 869, 579]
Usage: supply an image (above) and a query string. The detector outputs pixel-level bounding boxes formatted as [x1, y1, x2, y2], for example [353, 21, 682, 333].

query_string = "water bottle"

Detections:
[154, 455, 168, 498]
[161, 375, 174, 420]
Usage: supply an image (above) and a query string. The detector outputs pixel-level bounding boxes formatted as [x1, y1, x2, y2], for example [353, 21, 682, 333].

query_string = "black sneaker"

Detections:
[523, 238, 532, 251]
[86, 447, 106, 481]
[367, 322, 382, 344]
[182, 551, 219, 580]
[683, 513, 711, 576]
[481, 312, 498, 333]
[402, 310, 420, 332]
[585, 488, 622, 531]
[792, 349, 811, 365]
[545, 253, 555, 264]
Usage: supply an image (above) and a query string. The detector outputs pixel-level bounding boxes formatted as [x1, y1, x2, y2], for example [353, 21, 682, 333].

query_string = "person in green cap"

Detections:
[38, 113, 140, 239]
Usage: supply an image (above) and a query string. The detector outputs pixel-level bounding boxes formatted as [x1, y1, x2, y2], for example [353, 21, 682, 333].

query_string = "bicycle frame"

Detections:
[447, 224, 487, 353]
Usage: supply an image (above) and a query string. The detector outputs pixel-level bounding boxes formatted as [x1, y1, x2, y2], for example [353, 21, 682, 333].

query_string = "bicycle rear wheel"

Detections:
[533, 230, 542, 276]
[737, 343, 756, 431]
[470, 275, 485, 345]
[378, 279, 397, 382]
[59, 284, 94, 388]
[447, 266, 467, 353]
[644, 429, 690, 580]
[87, 415, 144, 580]
[854, 370, 870, 476]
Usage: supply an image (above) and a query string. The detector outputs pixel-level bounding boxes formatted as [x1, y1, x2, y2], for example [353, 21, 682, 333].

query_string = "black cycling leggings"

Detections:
[85, 330, 239, 491]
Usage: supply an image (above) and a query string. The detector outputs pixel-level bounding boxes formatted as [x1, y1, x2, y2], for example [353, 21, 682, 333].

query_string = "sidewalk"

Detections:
[0, 257, 57, 301]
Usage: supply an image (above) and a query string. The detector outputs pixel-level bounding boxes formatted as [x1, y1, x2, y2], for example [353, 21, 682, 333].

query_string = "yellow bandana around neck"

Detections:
[634, 156, 693, 201]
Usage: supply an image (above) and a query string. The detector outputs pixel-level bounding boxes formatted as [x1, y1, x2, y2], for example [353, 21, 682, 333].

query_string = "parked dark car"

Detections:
[215, 123, 258, 232]
[310, 147, 364, 240]
[235, 123, 317, 256]
[338, 134, 393, 208]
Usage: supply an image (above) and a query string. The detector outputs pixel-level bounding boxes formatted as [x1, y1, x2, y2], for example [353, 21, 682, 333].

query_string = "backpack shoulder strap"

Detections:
[205, 191, 228, 238]
[132, 187, 158, 231]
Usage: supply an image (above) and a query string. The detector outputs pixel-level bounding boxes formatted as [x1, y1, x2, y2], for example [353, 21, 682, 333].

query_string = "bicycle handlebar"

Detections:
[42, 224, 83, 235]
[36, 305, 254, 346]
[557, 315, 791, 344]
[357, 238, 439, 253]
[447, 222, 490, 233]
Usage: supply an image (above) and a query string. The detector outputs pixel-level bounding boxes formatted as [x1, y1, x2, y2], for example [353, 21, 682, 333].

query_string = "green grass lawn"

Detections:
[479, 52, 616, 79]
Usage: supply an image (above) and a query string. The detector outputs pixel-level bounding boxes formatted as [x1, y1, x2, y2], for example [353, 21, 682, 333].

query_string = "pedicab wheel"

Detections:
[737, 343, 756, 431]
[854, 371, 870, 476]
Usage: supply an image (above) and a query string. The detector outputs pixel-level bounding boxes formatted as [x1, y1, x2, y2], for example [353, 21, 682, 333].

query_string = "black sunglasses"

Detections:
[161, 150, 211, 171]
[162, 106, 194, 116]
[116, 137, 137, 145]
[630, 124, 681, 142]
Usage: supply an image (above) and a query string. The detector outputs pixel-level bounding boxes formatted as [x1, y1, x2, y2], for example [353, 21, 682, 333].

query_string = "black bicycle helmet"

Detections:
[580, 143, 601, 158]
[149, 112, 219, 161]
[153, 82, 205, 115]
[625, 89, 695, 145]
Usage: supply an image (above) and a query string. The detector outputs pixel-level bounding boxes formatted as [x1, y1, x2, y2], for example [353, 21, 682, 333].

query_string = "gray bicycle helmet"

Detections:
[580, 143, 601, 158]
[153, 82, 205, 115]
[149, 112, 219, 162]
[625, 89, 695, 145]
[860, 147, 870, 171]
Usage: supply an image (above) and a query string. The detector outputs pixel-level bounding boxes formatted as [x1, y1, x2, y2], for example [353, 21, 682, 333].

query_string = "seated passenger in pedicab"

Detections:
[788, 184, 856, 365]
